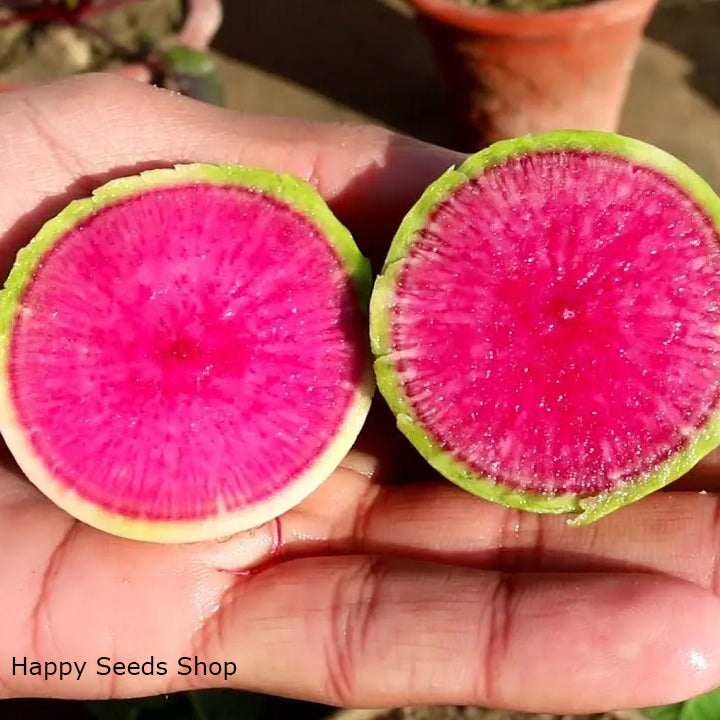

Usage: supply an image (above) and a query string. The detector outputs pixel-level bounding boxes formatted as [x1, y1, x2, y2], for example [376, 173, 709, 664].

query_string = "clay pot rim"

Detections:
[406, 0, 659, 35]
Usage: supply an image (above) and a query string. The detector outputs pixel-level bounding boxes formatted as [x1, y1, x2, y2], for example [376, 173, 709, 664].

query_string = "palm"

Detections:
[1, 75, 720, 715]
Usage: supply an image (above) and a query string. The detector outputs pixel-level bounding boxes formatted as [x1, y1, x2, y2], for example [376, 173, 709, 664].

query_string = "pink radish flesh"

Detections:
[392, 151, 720, 495]
[10, 185, 365, 520]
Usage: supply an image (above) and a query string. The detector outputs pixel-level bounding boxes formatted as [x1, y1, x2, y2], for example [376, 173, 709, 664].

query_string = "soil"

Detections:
[0, 0, 182, 84]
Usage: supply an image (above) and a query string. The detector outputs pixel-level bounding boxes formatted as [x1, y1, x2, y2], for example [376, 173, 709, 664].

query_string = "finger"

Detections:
[1, 457, 719, 710]
[6, 430, 718, 604]
[105, 63, 153, 84]
[0, 468, 237, 700]
[3, 526, 718, 714]
[7, 440, 720, 610]
[204, 469, 720, 594]
[314, 482, 720, 589]
[0, 74, 461, 272]
[197, 557, 720, 713]
[0, 440, 704, 580]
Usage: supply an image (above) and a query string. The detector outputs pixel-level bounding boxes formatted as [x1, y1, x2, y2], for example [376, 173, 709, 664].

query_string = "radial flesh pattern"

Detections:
[0, 165, 373, 542]
[371, 131, 720, 523]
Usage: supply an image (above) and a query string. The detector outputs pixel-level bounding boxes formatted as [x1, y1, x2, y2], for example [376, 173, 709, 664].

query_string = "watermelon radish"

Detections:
[370, 131, 720, 524]
[0, 164, 373, 543]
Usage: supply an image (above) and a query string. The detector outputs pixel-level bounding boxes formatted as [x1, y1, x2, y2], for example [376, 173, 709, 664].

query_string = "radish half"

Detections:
[371, 131, 720, 523]
[0, 164, 374, 542]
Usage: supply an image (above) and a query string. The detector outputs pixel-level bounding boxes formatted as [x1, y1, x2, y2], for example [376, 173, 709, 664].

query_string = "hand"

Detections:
[1, 74, 719, 715]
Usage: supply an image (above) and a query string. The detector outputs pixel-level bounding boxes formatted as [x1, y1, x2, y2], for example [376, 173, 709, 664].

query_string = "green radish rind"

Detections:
[0, 163, 375, 543]
[370, 130, 720, 524]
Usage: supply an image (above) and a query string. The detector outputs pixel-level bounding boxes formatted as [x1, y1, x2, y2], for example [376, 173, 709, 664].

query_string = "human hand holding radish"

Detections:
[2, 74, 720, 714]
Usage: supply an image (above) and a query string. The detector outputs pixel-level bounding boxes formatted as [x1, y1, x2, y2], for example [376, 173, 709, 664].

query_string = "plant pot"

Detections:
[408, 0, 659, 149]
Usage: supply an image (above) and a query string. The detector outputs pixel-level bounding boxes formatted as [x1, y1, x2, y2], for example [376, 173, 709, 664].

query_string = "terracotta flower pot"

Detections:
[408, 0, 659, 149]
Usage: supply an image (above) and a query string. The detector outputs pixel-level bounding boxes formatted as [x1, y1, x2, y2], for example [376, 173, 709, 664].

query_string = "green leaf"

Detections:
[642, 703, 684, 720]
[643, 686, 720, 720]
[159, 46, 225, 107]
[161, 46, 215, 76]
[680, 685, 720, 720]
